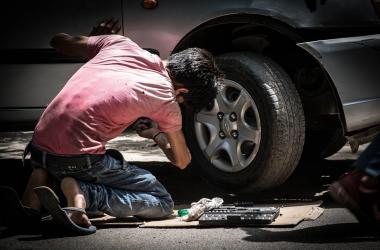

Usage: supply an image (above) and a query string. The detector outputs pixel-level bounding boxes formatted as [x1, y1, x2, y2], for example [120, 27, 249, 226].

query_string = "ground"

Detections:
[0, 131, 379, 250]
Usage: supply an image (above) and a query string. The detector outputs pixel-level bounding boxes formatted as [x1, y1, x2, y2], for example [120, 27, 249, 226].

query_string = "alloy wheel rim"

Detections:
[194, 79, 261, 173]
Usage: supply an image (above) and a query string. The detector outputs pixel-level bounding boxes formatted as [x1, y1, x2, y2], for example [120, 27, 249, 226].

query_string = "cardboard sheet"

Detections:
[91, 202, 324, 228]
[91, 214, 143, 227]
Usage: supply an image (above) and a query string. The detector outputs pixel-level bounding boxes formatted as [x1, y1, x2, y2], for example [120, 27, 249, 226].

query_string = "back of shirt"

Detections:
[32, 35, 182, 155]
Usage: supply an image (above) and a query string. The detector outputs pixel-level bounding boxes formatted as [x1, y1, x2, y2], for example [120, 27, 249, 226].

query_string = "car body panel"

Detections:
[0, 0, 122, 111]
[0, 0, 123, 49]
[297, 34, 380, 132]
[124, 0, 379, 58]
[0, 63, 82, 108]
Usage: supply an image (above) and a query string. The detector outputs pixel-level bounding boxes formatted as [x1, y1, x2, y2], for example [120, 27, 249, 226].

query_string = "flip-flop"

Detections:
[0, 186, 42, 227]
[34, 186, 96, 235]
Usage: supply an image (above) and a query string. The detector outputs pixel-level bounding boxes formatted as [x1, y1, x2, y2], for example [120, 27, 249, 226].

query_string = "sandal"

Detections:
[34, 186, 96, 235]
[0, 186, 42, 228]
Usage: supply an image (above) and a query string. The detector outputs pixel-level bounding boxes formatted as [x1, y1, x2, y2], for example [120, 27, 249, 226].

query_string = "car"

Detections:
[1, 0, 380, 192]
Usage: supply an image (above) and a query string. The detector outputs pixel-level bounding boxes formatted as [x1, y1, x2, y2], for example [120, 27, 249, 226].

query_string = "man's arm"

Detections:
[50, 33, 89, 58]
[50, 18, 121, 58]
[136, 119, 191, 169]
[154, 130, 191, 169]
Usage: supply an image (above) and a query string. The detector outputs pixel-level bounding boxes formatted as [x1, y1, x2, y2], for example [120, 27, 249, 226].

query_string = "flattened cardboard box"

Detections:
[91, 202, 324, 228]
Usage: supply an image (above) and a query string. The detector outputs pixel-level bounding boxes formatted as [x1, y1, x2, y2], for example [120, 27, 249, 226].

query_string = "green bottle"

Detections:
[177, 209, 189, 217]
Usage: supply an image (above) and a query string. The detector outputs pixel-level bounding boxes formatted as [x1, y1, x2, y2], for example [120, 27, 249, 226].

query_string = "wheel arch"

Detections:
[173, 13, 347, 137]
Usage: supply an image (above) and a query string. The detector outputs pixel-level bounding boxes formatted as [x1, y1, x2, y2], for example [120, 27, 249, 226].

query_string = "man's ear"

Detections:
[174, 88, 189, 104]
[175, 88, 189, 96]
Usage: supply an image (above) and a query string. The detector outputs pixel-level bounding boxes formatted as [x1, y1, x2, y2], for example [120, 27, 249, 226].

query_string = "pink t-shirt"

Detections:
[32, 35, 182, 155]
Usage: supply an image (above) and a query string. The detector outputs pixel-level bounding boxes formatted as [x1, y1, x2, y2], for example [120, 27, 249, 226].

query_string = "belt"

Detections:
[23, 142, 103, 171]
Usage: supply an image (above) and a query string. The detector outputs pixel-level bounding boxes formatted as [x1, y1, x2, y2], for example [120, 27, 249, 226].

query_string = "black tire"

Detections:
[183, 52, 305, 192]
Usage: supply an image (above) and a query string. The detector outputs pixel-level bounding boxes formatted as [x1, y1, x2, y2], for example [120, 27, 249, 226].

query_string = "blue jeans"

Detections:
[353, 132, 380, 179]
[31, 149, 174, 219]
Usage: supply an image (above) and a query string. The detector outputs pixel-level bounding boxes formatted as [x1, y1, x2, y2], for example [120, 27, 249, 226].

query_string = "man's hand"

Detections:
[89, 18, 121, 36]
[135, 118, 160, 139]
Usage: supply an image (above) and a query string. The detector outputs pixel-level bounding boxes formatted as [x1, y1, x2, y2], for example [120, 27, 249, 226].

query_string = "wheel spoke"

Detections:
[232, 90, 250, 111]
[216, 92, 229, 111]
[208, 98, 220, 114]
[224, 139, 242, 169]
[204, 137, 223, 159]
[238, 122, 259, 143]
[195, 112, 219, 129]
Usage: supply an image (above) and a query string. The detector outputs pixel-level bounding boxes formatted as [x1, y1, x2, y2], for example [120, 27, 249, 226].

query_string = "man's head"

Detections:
[166, 48, 223, 112]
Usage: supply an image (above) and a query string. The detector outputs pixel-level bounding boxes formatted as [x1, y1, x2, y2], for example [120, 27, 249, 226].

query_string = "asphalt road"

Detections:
[0, 132, 379, 250]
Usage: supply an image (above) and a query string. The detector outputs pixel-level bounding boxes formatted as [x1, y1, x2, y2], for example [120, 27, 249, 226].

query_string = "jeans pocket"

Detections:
[105, 149, 127, 171]
[85, 159, 115, 182]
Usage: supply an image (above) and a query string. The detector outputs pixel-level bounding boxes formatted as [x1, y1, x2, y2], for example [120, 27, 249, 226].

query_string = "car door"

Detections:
[0, 0, 122, 129]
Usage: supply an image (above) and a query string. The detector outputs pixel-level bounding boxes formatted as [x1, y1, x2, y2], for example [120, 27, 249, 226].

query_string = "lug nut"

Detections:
[217, 112, 224, 120]
[229, 112, 237, 121]
[219, 131, 226, 139]
[230, 130, 239, 139]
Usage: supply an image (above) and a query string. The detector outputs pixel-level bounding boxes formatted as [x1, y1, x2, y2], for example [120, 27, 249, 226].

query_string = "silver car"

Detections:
[1, 0, 380, 192]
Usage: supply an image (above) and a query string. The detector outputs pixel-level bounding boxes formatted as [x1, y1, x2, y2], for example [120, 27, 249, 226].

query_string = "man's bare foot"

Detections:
[61, 177, 92, 227]
[68, 211, 92, 227]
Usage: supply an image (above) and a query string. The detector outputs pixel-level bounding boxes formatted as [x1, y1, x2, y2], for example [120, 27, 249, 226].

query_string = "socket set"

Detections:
[199, 205, 280, 226]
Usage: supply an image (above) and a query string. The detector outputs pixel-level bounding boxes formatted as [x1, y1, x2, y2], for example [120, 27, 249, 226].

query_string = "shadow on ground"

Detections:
[242, 223, 380, 243]
[0, 222, 86, 240]
[138, 157, 357, 206]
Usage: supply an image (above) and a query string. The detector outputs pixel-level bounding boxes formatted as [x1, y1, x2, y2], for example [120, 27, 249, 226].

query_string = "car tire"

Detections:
[183, 52, 305, 192]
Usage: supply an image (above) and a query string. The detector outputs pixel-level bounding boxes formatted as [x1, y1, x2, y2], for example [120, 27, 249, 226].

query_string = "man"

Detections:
[329, 132, 380, 226]
[19, 19, 223, 233]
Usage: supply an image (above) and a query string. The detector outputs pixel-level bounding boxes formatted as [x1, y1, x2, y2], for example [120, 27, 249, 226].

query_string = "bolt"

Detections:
[229, 112, 237, 122]
[217, 112, 224, 120]
[230, 130, 239, 139]
[219, 131, 226, 139]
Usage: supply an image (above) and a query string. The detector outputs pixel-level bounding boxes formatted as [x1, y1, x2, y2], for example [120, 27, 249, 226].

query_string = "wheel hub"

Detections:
[218, 112, 238, 140]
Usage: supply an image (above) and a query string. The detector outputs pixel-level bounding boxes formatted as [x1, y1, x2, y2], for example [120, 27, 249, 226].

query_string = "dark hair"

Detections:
[166, 48, 223, 112]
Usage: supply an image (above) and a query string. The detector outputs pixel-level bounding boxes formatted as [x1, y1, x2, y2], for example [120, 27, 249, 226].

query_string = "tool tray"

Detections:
[199, 203, 280, 226]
